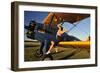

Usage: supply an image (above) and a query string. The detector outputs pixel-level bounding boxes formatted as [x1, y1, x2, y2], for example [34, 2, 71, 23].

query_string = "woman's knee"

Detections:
[51, 41, 55, 45]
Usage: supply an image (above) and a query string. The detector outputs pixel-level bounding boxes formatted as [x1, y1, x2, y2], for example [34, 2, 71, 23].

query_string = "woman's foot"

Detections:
[55, 48, 58, 53]
[46, 51, 50, 54]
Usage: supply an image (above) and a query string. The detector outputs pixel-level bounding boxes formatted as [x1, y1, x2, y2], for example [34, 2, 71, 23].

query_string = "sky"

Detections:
[24, 11, 90, 40]
[24, 11, 48, 26]
[62, 17, 90, 40]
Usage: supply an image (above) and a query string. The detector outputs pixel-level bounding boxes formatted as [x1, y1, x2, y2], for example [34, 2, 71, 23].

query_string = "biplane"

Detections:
[25, 12, 90, 60]
[42, 12, 90, 48]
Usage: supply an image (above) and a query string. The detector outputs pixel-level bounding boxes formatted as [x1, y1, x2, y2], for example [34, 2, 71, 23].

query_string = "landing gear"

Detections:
[35, 49, 43, 57]
[42, 54, 53, 61]
[35, 49, 53, 60]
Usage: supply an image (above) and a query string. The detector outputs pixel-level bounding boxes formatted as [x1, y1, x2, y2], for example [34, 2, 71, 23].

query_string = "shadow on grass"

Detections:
[59, 52, 75, 60]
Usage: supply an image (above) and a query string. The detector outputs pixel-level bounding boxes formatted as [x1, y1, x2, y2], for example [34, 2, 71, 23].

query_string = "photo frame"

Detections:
[11, 1, 97, 71]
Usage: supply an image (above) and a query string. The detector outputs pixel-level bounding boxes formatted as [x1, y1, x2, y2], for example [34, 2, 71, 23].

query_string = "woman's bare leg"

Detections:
[55, 47, 58, 53]
[46, 41, 54, 54]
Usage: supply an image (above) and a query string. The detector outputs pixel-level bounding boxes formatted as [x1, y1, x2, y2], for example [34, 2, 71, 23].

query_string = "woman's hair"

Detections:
[59, 26, 63, 31]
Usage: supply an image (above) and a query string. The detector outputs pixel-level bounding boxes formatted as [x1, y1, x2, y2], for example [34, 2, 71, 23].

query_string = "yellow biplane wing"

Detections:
[59, 41, 90, 49]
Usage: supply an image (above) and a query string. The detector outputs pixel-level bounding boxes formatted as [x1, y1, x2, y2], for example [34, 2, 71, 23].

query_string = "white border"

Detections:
[18, 5, 96, 68]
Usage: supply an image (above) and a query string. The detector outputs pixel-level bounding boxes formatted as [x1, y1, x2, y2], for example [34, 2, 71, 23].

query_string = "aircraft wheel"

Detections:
[42, 54, 53, 61]
[35, 49, 43, 57]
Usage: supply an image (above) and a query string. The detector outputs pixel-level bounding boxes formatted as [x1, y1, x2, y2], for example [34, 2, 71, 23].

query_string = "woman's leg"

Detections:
[42, 40, 54, 60]
[55, 47, 58, 53]
[46, 41, 54, 54]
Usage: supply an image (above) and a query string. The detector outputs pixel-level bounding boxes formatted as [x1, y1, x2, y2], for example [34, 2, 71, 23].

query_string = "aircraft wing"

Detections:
[58, 41, 90, 49]
[42, 12, 90, 26]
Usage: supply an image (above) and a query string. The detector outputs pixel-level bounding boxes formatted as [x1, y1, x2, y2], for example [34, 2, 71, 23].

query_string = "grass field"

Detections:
[24, 41, 90, 61]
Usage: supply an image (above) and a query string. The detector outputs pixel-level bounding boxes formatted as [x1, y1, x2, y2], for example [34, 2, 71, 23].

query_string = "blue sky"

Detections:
[24, 11, 48, 26]
[24, 11, 90, 40]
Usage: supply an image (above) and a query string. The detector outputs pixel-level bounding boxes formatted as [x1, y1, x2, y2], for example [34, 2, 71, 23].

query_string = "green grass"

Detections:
[24, 41, 90, 61]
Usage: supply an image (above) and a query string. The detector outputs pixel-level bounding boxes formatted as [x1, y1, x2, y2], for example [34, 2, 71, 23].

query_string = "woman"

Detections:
[46, 25, 67, 54]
